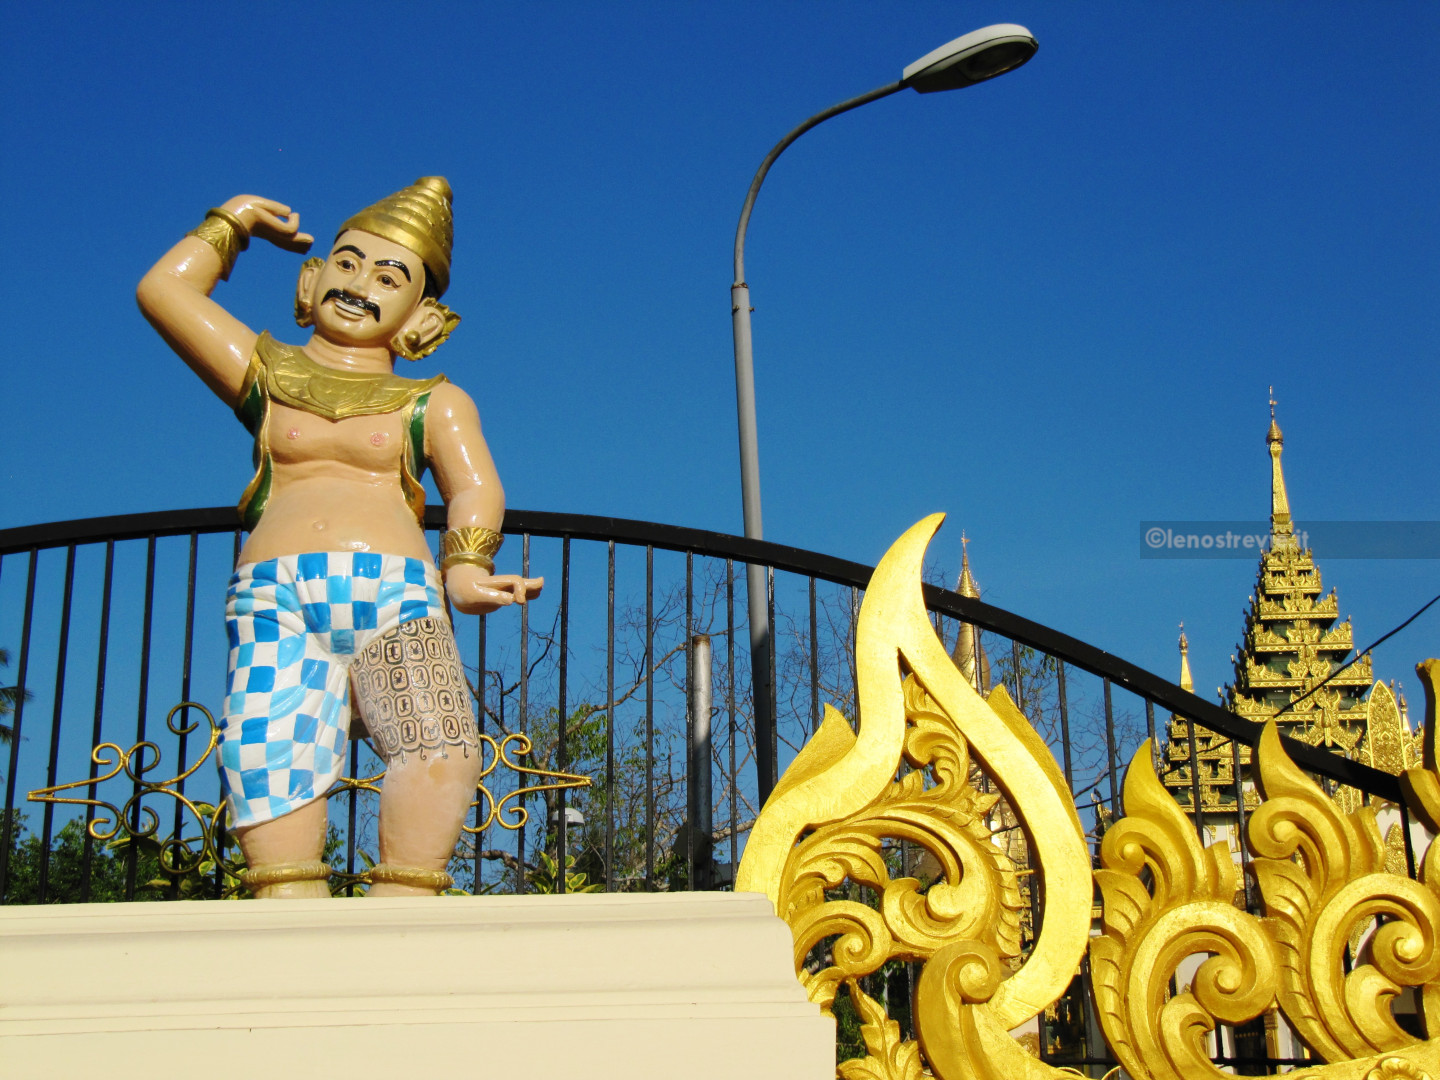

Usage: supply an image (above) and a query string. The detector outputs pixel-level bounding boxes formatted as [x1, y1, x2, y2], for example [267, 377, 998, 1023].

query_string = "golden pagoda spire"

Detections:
[1178, 623, 1194, 693]
[1268, 388, 1294, 544]
[957, 532, 979, 599]
[950, 534, 989, 690]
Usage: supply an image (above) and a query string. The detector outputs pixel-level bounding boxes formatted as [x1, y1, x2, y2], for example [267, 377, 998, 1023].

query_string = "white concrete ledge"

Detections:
[1, 891, 833, 1079]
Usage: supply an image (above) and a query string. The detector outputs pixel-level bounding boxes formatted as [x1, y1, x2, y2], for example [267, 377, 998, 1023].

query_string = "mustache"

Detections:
[322, 289, 382, 321]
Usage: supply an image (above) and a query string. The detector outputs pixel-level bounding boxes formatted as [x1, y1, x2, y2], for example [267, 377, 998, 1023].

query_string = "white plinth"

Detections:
[0, 891, 833, 1079]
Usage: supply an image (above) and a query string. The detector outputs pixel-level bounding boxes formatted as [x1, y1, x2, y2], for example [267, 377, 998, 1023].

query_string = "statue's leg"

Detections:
[221, 556, 356, 900]
[234, 799, 331, 899]
[351, 615, 481, 896]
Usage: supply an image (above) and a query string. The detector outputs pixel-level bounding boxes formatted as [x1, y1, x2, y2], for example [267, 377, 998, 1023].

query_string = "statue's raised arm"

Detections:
[135, 178, 541, 900]
[137, 197, 315, 406]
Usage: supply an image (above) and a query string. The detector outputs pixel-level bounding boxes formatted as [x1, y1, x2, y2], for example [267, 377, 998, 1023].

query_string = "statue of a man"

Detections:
[137, 178, 542, 898]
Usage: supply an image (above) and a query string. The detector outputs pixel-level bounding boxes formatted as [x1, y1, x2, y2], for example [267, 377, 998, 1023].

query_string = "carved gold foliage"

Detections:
[1250, 719, 1440, 1061]
[1090, 738, 1278, 1080]
[741, 518, 1440, 1080]
[838, 979, 924, 1080]
[738, 515, 1090, 1080]
[779, 678, 1025, 1011]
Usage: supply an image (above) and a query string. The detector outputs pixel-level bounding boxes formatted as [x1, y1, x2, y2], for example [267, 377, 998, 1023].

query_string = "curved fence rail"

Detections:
[0, 507, 1415, 1073]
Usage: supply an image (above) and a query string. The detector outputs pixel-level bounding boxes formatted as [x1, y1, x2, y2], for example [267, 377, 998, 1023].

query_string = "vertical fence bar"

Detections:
[38, 545, 77, 902]
[1187, 712, 1204, 844]
[1103, 678, 1118, 820]
[345, 735, 359, 895]
[1400, 799, 1418, 881]
[1145, 699, 1157, 768]
[849, 587, 860, 720]
[473, 598, 487, 895]
[727, 561, 738, 874]
[82, 540, 116, 902]
[1231, 737, 1253, 910]
[517, 534, 530, 894]
[605, 540, 615, 892]
[766, 568, 777, 767]
[556, 536, 570, 895]
[215, 528, 241, 899]
[0, 548, 39, 903]
[1012, 639, 1024, 706]
[169, 531, 199, 901]
[1056, 661, 1074, 791]
[645, 545, 655, 890]
[124, 535, 158, 901]
[808, 576, 819, 736]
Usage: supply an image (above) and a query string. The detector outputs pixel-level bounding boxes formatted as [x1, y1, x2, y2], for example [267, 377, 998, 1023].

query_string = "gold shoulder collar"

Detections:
[255, 332, 447, 421]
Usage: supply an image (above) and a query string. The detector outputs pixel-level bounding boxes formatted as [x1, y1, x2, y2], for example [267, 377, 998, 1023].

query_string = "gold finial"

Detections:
[1266, 393, 1293, 540]
[949, 533, 987, 689]
[956, 533, 979, 599]
[339, 176, 455, 297]
[1178, 623, 1193, 693]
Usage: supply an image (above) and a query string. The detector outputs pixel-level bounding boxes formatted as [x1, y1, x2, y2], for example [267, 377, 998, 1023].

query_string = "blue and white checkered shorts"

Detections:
[219, 552, 444, 827]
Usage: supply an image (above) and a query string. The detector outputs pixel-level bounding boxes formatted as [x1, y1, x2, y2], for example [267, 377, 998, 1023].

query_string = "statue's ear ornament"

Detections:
[293, 257, 324, 328]
[393, 300, 461, 362]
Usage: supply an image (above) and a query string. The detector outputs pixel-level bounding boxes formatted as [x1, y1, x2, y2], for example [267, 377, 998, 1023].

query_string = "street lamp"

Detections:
[731, 25, 1037, 801]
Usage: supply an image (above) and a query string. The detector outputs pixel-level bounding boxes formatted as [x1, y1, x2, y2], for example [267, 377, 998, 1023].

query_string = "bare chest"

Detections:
[268, 405, 406, 472]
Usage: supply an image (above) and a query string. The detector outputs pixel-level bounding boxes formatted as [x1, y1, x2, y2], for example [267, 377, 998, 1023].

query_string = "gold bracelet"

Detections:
[205, 206, 251, 248]
[186, 207, 250, 281]
[240, 859, 332, 890]
[366, 863, 454, 893]
[441, 527, 503, 575]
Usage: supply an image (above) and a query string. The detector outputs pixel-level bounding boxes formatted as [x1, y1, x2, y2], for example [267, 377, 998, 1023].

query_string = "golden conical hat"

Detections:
[339, 176, 454, 297]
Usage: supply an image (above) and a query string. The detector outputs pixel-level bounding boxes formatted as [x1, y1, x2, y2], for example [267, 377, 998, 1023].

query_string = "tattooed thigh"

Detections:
[351, 617, 479, 765]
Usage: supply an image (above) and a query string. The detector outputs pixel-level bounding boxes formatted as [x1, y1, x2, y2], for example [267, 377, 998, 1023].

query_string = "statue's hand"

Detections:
[445, 566, 545, 616]
[217, 195, 315, 254]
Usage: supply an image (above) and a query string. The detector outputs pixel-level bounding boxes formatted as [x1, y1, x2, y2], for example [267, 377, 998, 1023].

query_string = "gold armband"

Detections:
[441, 527, 503, 575]
[367, 863, 454, 893]
[186, 206, 250, 281]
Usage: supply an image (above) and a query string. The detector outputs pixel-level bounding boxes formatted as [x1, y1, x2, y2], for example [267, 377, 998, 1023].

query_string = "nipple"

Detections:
[370, 432, 389, 447]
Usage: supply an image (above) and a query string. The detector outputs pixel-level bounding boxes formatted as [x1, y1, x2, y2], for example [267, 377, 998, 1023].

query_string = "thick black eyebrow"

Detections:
[334, 244, 366, 259]
[375, 258, 412, 282]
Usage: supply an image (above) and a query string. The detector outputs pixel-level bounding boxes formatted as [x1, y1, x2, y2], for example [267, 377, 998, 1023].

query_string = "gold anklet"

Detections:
[241, 859, 332, 891]
[367, 864, 454, 893]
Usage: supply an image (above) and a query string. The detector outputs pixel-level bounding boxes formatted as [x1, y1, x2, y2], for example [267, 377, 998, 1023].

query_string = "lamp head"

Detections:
[901, 24, 1037, 94]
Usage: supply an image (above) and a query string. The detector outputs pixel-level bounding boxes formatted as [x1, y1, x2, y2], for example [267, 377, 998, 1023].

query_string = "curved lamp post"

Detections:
[732, 24, 1038, 800]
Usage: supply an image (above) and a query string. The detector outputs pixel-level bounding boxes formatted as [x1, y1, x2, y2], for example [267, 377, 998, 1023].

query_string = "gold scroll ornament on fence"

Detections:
[28, 703, 589, 894]
[738, 514, 1440, 1080]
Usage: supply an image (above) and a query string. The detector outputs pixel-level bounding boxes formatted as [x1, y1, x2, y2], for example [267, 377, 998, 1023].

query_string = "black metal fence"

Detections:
[0, 507, 1412, 1073]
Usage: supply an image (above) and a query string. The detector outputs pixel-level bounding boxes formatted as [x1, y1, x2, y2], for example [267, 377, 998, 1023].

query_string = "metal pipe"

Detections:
[689, 633, 713, 889]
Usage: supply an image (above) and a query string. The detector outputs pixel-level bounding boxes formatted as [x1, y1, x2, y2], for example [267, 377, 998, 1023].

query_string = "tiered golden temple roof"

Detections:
[1163, 403, 1413, 818]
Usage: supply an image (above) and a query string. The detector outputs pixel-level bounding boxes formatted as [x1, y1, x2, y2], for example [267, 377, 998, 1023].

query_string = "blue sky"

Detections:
[3, 1, 1437, 707]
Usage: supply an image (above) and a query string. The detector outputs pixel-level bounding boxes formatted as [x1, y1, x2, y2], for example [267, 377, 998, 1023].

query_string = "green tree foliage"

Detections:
[2, 814, 157, 903]
[0, 648, 33, 747]
[3, 807, 348, 903]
